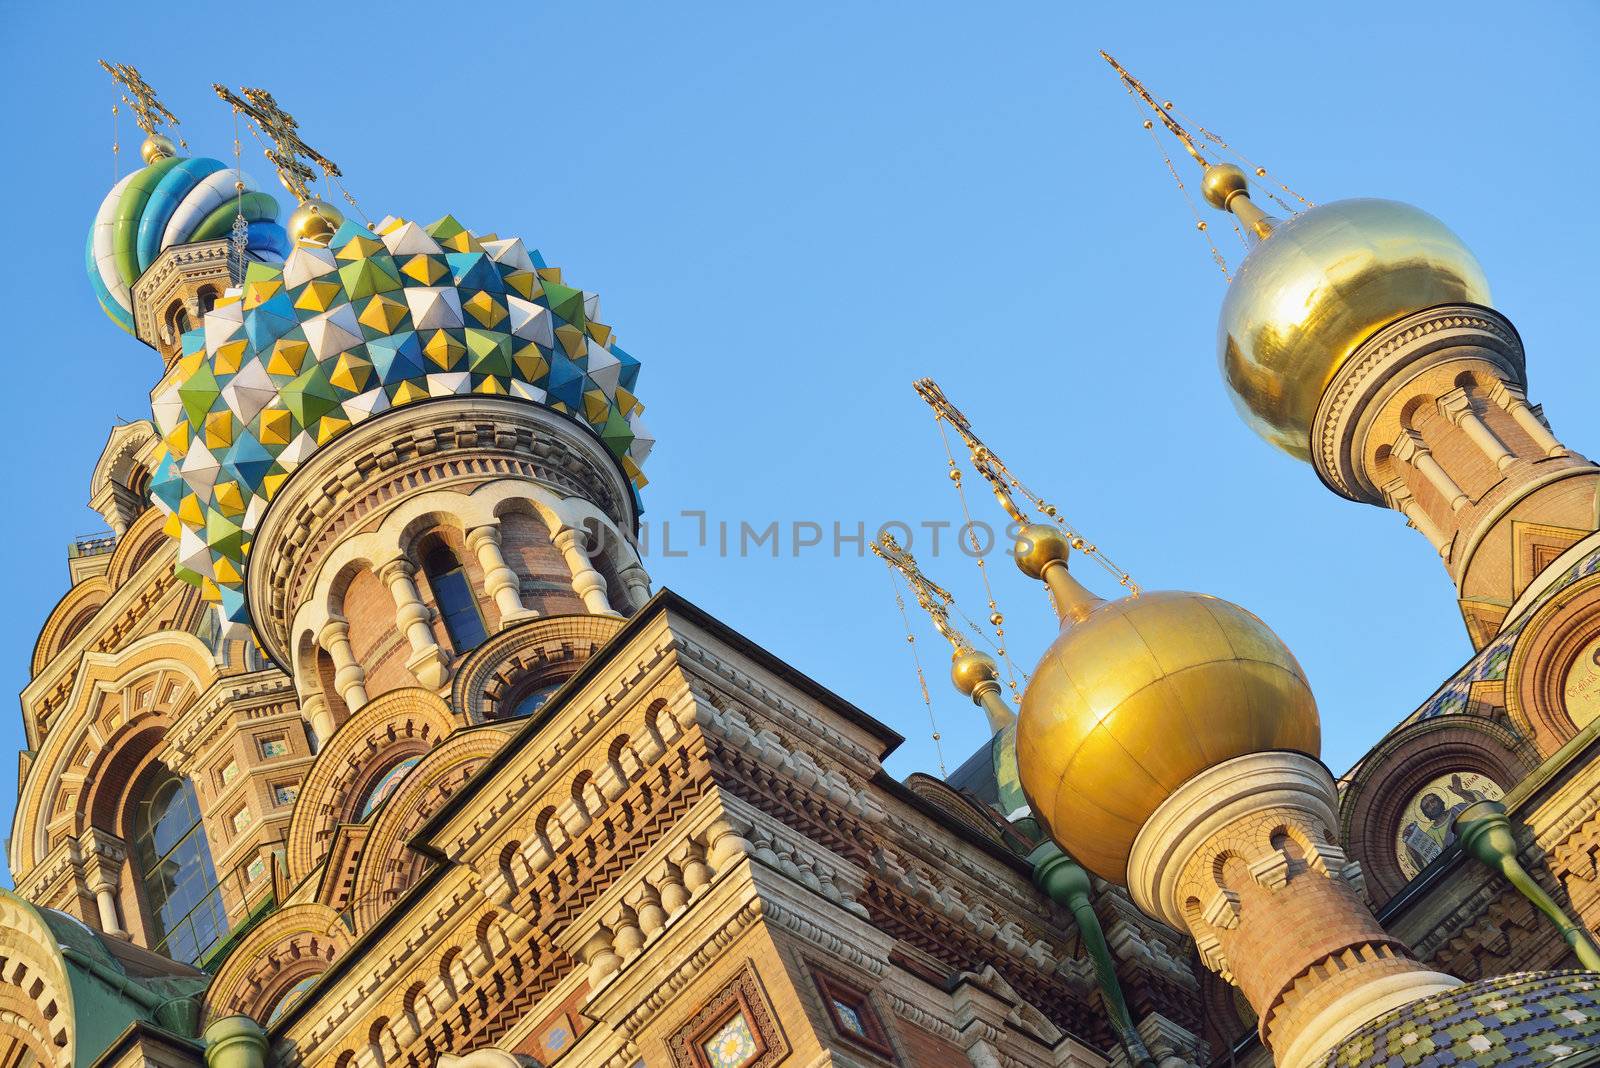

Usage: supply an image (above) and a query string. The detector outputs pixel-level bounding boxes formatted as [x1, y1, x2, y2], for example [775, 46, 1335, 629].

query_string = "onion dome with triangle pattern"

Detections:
[145, 214, 652, 635]
[87, 154, 289, 333]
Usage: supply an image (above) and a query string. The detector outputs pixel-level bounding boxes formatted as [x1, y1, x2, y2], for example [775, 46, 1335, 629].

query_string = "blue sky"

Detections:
[3, 2, 1598, 848]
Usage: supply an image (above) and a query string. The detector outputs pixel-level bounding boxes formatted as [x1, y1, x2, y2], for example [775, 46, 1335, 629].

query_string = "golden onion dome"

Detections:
[286, 197, 345, 247]
[1016, 589, 1319, 884]
[1218, 196, 1491, 459]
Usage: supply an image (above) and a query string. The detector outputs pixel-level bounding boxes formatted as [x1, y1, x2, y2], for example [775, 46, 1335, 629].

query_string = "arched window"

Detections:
[132, 766, 227, 965]
[422, 543, 487, 653]
[356, 755, 423, 820]
[265, 975, 320, 1026]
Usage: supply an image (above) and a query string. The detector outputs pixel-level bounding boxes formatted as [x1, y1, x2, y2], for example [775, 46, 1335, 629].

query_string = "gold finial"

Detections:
[98, 60, 182, 163]
[872, 533, 1015, 733]
[1100, 51, 1278, 241]
[212, 83, 341, 204]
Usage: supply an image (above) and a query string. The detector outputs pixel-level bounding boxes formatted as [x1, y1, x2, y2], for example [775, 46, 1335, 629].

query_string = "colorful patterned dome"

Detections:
[87, 156, 289, 333]
[146, 214, 651, 633]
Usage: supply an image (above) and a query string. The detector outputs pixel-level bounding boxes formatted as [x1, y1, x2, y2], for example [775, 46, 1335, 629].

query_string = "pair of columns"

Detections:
[1383, 385, 1573, 553]
[302, 521, 642, 738]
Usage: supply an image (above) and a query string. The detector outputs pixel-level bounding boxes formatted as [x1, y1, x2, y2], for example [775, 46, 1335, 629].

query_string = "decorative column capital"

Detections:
[464, 522, 503, 552]
[1435, 387, 1476, 426]
[375, 555, 418, 585]
[317, 616, 351, 649]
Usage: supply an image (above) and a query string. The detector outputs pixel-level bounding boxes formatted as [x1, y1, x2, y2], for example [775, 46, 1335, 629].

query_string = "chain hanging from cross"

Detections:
[212, 84, 341, 204]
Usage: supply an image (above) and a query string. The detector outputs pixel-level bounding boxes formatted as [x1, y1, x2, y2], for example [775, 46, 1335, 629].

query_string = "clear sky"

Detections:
[4, 2, 1598, 858]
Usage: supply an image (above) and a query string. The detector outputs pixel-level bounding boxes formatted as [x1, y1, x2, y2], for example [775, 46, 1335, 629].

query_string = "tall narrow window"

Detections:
[131, 766, 228, 966]
[423, 543, 487, 653]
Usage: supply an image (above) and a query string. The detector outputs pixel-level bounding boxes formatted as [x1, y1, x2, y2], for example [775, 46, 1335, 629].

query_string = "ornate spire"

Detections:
[98, 60, 183, 164]
[213, 83, 347, 245]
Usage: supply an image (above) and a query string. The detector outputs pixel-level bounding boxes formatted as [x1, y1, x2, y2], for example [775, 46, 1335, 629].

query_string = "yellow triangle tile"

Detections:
[555, 323, 586, 357]
[537, 266, 563, 284]
[213, 482, 245, 517]
[549, 400, 569, 414]
[335, 234, 384, 261]
[178, 494, 204, 526]
[358, 294, 408, 333]
[329, 353, 373, 392]
[474, 375, 507, 396]
[165, 422, 191, 457]
[586, 322, 613, 346]
[294, 279, 342, 313]
[200, 578, 222, 603]
[502, 269, 539, 299]
[423, 329, 464, 370]
[261, 472, 288, 499]
[512, 344, 548, 381]
[213, 556, 243, 584]
[583, 390, 610, 423]
[212, 338, 248, 376]
[267, 338, 310, 376]
[389, 379, 429, 405]
[243, 278, 283, 308]
[463, 291, 507, 329]
[257, 408, 292, 446]
[204, 411, 235, 449]
[316, 414, 351, 443]
[400, 255, 446, 285]
[163, 511, 183, 537]
[615, 386, 639, 416]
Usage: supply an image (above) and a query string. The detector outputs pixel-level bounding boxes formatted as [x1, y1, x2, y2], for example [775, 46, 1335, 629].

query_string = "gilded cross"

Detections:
[871, 532, 967, 651]
[98, 60, 181, 136]
[212, 84, 341, 202]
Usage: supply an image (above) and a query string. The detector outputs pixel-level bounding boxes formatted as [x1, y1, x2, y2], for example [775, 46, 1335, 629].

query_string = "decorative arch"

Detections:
[450, 615, 626, 724]
[283, 688, 463, 883]
[0, 893, 74, 1068]
[105, 507, 173, 590]
[88, 421, 160, 537]
[287, 480, 645, 682]
[12, 633, 216, 878]
[1505, 570, 1600, 756]
[30, 577, 112, 677]
[1338, 714, 1534, 904]
[348, 727, 509, 934]
[202, 902, 352, 1026]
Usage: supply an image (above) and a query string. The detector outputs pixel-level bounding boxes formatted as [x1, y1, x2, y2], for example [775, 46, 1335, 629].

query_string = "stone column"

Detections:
[553, 527, 619, 616]
[318, 617, 369, 712]
[1490, 381, 1569, 458]
[617, 557, 652, 612]
[1381, 478, 1448, 556]
[378, 557, 451, 689]
[203, 1016, 268, 1068]
[465, 524, 535, 624]
[81, 831, 128, 938]
[299, 692, 336, 747]
[1391, 431, 1469, 512]
[1437, 389, 1515, 471]
[1128, 752, 1458, 1068]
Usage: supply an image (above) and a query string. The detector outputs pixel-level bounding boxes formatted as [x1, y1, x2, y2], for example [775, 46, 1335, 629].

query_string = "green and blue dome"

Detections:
[145, 213, 651, 633]
[87, 154, 288, 332]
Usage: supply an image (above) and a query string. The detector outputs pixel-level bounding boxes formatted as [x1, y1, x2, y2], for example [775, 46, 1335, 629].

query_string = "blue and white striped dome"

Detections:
[87, 155, 289, 333]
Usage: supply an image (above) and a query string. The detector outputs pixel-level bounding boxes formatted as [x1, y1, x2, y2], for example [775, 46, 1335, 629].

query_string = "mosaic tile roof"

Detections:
[88, 156, 288, 332]
[146, 214, 651, 634]
[1320, 970, 1600, 1066]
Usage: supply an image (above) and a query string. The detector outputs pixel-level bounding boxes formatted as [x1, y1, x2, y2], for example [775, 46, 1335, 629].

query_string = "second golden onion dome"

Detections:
[1218, 197, 1491, 459]
[1016, 589, 1320, 884]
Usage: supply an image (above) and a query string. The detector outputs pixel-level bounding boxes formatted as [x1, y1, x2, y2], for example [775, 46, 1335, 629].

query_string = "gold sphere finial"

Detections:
[950, 648, 1000, 698]
[1201, 163, 1250, 211]
[287, 198, 345, 248]
[140, 133, 178, 165]
[1014, 523, 1070, 581]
